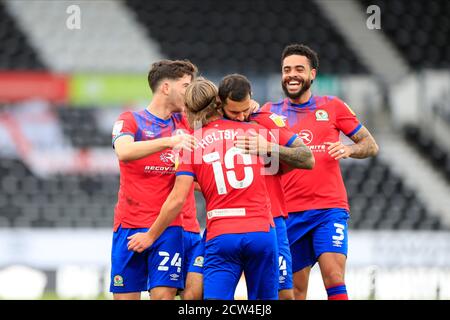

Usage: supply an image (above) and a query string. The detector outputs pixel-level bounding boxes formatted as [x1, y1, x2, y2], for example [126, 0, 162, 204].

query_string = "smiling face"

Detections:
[281, 54, 316, 100]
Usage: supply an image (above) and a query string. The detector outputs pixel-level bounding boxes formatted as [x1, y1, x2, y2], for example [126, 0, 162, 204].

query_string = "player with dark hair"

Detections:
[110, 59, 198, 300]
[127, 78, 279, 300]
[219, 73, 315, 300]
[262, 43, 379, 300]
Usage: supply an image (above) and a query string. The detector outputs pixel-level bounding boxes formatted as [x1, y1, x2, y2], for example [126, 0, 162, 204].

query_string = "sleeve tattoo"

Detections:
[272, 137, 314, 169]
[349, 126, 379, 159]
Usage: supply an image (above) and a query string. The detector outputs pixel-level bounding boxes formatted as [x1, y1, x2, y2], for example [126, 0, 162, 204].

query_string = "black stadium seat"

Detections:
[359, 0, 450, 69]
[404, 124, 450, 184]
[341, 157, 444, 230]
[0, 2, 45, 70]
[126, 0, 368, 75]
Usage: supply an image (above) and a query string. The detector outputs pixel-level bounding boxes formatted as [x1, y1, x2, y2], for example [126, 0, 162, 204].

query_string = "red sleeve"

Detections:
[112, 111, 137, 146]
[260, 102, 272, 112]
[251, 111, 298, 146]
[176, 150, 195, 178]
[180, 113, 194, 134]
[333, 97, 362, 137]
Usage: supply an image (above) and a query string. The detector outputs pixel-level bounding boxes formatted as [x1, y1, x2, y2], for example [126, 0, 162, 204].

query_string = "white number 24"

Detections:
[158, 251, 182, 271]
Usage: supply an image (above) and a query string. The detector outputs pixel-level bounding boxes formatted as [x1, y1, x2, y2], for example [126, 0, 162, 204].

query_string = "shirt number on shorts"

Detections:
[332, 223, 345, 241]
[279, 256, 287, 276]
[158, 251, 182, 272]
[203, 148, 254, 195]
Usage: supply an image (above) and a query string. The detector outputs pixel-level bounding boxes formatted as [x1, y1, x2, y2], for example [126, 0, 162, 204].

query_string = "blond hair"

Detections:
[184, 78, 223, 129]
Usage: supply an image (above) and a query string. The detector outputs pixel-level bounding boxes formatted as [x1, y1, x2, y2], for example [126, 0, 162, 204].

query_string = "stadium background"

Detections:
[0, 0, 449, 299]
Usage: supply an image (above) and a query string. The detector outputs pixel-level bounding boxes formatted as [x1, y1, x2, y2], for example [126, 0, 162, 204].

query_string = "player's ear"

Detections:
[161, 81, 170, 95]
[311, 68, 317, 80]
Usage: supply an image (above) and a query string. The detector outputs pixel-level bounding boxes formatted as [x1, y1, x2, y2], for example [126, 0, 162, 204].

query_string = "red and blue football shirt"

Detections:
[249, 111, 298, 218]
[262, 95, 362, 213]
[111, 109, 196, 231]
[176, 118, 274, 241]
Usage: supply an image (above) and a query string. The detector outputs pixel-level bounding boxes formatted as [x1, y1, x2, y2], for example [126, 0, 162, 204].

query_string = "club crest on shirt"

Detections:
[269, 113, 286, 127]
[315, 110, 329, 121]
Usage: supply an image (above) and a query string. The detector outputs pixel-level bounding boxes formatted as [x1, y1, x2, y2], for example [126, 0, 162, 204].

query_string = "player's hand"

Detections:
[249, 99, 260, 114]
[127, 232, 154, 253]
[235, 131, 272, 155]
[169, 134, 197, 152]
[325, 141, 352, 160]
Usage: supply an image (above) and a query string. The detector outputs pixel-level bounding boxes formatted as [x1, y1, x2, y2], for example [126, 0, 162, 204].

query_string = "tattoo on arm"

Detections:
[273, 137, 314, 169]
[349, 126, 379, 159]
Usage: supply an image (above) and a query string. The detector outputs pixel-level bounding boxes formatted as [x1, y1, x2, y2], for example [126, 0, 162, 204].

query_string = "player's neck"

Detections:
[147, 97, 172, 120]
[289, 91, 312, 105]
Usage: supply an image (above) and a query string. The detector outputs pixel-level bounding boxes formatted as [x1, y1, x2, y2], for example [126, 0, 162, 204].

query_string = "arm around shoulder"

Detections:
[276, 136, 315, 170]
[113, 134, 173, 162]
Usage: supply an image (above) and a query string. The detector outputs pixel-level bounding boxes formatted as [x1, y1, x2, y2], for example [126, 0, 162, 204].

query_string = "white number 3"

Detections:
[332, 223, 345, 241]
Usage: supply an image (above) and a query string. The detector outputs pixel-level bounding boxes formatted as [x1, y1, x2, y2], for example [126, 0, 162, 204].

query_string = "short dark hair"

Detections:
[148, 59, 198, 92]
[218, 74, 252, 104]
[281, 44, 319, 71]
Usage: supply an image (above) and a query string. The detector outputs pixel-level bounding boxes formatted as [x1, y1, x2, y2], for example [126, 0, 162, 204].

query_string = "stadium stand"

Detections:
[4, 0, 162, 72]
[359, 0, 450, 69]
[126, 0, 369, 75]
[56, 107, 111, 148]
[343, 158, 443, 230]
[0, 2, 44, 70]
[403, 125, 450, 183]
[0, 157, 115, 228]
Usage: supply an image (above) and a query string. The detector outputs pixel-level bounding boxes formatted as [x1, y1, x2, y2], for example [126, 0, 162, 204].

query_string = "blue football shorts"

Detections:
[186, 229, 206, 275]
[286, 208, 350, 273]
[182, 230, 203, 280]
[110, 225, 184, 293]
[274, 217, 293, 291]
[203, 227, 279, 300]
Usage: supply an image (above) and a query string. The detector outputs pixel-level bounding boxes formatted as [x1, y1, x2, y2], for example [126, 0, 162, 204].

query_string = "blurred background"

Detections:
[0, 0, 449, 299]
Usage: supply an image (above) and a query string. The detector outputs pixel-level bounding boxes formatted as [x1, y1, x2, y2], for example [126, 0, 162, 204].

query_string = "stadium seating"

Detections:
[342, 157, 443, 230]
[57, 107, 112, 148]
[0, 157, 116, 228]
[0, 2, 44, 70]
[359, 0, 450, 69]
[403, 125, 450, 183]
[126, 0, 369, 75]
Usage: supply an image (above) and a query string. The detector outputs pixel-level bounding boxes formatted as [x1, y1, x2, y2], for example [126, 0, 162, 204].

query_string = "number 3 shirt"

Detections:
[262, 96, 362, 213]
[176, 118, 275, 241]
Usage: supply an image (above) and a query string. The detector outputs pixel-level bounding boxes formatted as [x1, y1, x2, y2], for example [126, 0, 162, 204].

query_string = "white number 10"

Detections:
[203, 147, 254, 195]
